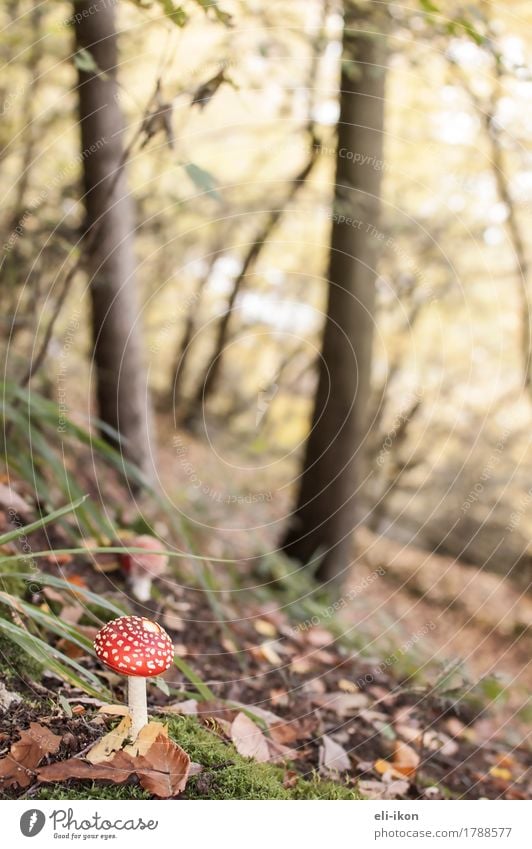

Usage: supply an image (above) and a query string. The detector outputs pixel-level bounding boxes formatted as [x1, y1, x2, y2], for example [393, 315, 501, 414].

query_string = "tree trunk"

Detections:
[74, 0, 154, 483]
[282, 2, 387, 583]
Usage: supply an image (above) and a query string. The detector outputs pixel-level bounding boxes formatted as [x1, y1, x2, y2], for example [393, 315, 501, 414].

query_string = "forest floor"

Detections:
[0, 419, 531, 800]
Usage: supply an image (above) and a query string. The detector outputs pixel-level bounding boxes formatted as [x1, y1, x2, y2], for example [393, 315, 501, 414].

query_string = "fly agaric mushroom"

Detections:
[94, 616, 174, 738]
[119, 535, 169, 601]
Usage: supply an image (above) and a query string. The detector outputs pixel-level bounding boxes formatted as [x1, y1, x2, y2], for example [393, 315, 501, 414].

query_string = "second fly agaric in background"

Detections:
[119, 534, 170, 601]
[94, 616, 174, 738]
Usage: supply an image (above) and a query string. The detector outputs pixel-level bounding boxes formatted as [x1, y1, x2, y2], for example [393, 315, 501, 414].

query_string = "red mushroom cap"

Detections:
[94, 616, 174, 677]
[119, 535, 169, 578]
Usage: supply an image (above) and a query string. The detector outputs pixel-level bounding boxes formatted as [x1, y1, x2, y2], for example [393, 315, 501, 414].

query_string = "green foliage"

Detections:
[183, 162, 221, 199]
[73, 48, 98, 73]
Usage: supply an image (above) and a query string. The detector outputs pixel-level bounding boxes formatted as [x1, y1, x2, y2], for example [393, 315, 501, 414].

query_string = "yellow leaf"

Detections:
[254, 619, 277, 637]
[86, 715, 132, 764]
[125, 721, 168, 757]
[489, 766, 512, 781]
[98, 704, 129, 716]
[374, 758, 408, 780]
[338, 678, 358, 693]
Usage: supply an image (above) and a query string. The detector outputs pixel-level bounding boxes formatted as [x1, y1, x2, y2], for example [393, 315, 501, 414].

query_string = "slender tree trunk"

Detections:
[74, 1, 155, 483]
[282, 2, 388, 583]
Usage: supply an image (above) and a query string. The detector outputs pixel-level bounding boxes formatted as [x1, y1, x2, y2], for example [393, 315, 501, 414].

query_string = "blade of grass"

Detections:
[0, 495, 88, 546]
[173, 655, 216, 701]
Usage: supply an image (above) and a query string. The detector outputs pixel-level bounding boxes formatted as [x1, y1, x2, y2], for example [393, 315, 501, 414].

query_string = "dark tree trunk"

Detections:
[74, 0, 154, 483]
[282, 3, 388, 583]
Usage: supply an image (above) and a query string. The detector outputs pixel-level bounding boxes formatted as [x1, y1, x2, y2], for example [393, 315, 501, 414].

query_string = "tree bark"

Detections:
[282, 2, 387, 583]
[74, 0, 155, 483]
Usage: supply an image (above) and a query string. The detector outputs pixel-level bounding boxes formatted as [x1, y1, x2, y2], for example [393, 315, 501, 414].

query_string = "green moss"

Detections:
[167, 716, 359, 800]
[36, 784, 151, 801]
[34, 715, 360, 801]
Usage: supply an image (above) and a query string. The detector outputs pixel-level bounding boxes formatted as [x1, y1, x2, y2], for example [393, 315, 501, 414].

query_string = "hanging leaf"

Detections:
[183, 162, 221, 199]
[73, 48, 99, 74]
[161, 0, 187, 26]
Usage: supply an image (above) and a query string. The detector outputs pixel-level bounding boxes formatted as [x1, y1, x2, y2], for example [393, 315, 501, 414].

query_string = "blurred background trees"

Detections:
[1, 0, 532, 586]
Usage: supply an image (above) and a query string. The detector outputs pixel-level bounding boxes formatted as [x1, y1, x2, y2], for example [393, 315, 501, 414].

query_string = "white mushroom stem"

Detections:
[128, 676, 148, 739]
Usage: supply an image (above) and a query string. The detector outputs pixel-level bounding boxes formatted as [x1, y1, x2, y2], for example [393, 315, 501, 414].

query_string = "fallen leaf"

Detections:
[283, 769, 299, 789]
[254, 619, 277, 637]
[231, 712, 270, 762]
[163, 700, 198, 716]
[86, 715, 132, 764]
[125, 721, 168, 757]
[270, 688, 289, 707]
[56, 638, 86, 660]
[489, 766, 512, 781]
[162, 611, 185, 631]
[374, 758, 407, 780]
[133, 733, 190, 797]
[319, 735, 350, 774]
[38, 752, 134, 784]
[338, 678, 359, 693]
[249, 642, 283, 666]
[0, 723, 61, 789]
[38, 732, 191, 799]
[269, 718, 316, 745]
[392, 740, 420, 777]
[97, 704, 129, 716]
[46, 552, 73, 566]
[395, 723, 422, 745]
[313, 691, 368, 717]
[359, 778, 410, 799]
[305, 627, 333, 647]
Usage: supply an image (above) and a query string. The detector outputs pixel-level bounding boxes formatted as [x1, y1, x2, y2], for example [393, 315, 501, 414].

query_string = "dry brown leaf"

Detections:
[162, 611, 185, 631]
[313, 691, 368, 716]
[86, 715, 132, 764]
[269, 719, 316, 745]
[56, 638, 86, 660]
[305, 627, 333, 647]
[38, 732, 191, 798]
[392, 740, 420, 777]
[125, 721, 168, 757]
[374, 758, 407, 780]
[338, 678, 359, 693]
[38, 752, 135, 786]
[134, 734, 190, 797]
[0, 723, 61, 789]
[283, 769, 299, 789]
[231, 712, 270, 762]
[249, 643, 283, 666]
[489, 766, 512, 781]
[46, 552, 73, 566]
[359, 778, 410, 799]
[196, 700, 238, 724]
[254, 618, 277, 637]
[163, 700, 198, 716]
[319, 735, 350, 774]
[290, 656, 313, 674]
[98, 704, 129, 716]
[270, 688, 289, 707]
